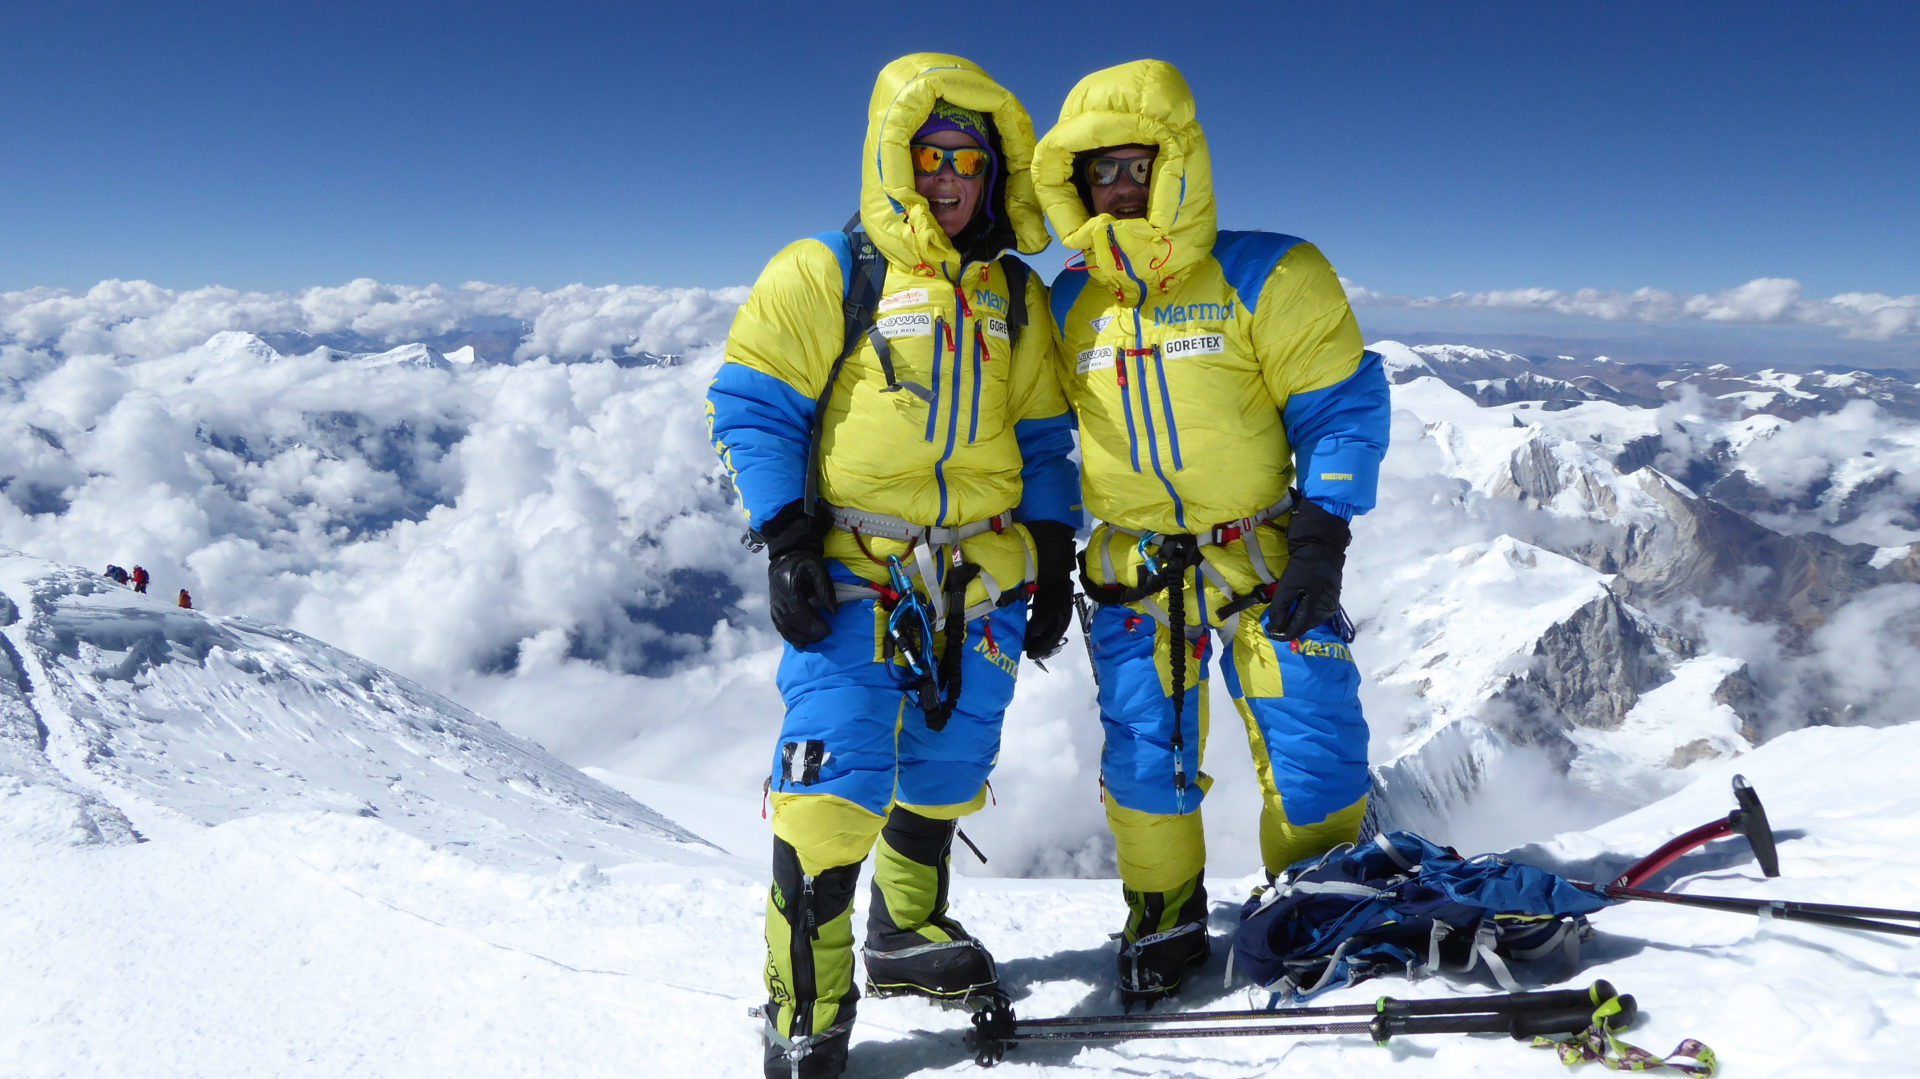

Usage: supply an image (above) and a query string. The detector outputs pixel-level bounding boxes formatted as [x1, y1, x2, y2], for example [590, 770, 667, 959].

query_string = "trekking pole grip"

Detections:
[1506, 993, 1637, 1040]
[1382, 979, 1618, 1019]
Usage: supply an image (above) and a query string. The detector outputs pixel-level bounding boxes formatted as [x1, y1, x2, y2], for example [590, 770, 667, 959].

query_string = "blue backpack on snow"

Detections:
[1230, 831, 1615, 1002]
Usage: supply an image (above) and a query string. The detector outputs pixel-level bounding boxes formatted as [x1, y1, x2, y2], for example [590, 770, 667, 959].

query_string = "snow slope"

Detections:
[0, 550, 706, 870]
[4, 550, 1918, 1078]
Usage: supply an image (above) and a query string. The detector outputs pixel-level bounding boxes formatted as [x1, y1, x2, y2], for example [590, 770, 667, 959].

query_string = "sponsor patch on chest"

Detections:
[877, 288, 928, 313]
[876, 311, 934, 339]
[1089, 314, 1115, 334]
[1161, 333, 1226, 359]
[984, 316, 1010, 341]
[1076, 345, 1116, 374]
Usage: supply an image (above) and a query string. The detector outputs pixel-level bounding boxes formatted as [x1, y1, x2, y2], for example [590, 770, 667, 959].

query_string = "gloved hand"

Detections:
[1022, 520, 1079, 660]
[761, 501, 838, 647]
[1264, 494, 1351, 642]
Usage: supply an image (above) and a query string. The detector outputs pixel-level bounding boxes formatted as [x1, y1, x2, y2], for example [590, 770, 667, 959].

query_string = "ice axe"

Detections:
[1609, 774, 1778, 890]
[1580, 775, 1920, 938]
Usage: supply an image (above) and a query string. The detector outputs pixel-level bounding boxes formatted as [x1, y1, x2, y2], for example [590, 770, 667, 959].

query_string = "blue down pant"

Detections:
[768, 570, 1026, 827]
[1089, 595, 1369, 887]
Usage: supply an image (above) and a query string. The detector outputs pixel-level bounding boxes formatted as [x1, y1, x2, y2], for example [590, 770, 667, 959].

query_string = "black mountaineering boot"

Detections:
[1116, 874, 1211, 1006]
[861, 805, 1000, 1002]
[761, 837, 862, 1079]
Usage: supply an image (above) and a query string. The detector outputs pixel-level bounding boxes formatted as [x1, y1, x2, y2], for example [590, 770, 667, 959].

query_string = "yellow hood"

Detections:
[1032, 60, 1218, 297]
[859, 53, 1050, 281]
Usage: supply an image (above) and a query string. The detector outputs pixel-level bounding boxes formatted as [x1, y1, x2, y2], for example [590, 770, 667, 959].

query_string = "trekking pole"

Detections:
[967, 981, 1632, 1066]
[1590, 882, 1920, 938]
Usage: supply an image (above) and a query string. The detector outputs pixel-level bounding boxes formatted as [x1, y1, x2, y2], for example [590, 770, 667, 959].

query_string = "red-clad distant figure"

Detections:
[130, 565, 149, 594]
[177, 589, 192, 609]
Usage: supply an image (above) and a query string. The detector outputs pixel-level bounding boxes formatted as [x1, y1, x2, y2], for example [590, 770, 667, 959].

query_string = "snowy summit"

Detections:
[5, 542, 1920, 1076]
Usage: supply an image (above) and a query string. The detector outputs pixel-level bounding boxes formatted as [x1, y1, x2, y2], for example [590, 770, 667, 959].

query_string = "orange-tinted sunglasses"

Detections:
[910, 143, 993, 179]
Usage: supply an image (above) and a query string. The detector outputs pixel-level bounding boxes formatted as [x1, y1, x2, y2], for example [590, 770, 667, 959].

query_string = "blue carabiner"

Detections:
[1136, 532, 1161, 575]
[886, 554, 919, 600]
[883, 555, 933, 678]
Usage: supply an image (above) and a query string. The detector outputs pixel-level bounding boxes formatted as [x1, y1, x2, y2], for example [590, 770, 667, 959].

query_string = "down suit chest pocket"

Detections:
[867, 296, 1012, 447]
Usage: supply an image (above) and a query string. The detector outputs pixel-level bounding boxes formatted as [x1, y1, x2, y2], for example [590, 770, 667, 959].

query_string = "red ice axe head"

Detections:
[1612, 774, 1779, 889]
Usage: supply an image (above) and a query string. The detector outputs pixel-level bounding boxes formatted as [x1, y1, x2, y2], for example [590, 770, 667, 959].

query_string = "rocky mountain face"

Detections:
[1364, 342, 1920, 830]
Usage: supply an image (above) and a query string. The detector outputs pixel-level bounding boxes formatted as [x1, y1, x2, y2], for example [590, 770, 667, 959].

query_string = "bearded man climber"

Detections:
[1031, 58, 1391, 1004]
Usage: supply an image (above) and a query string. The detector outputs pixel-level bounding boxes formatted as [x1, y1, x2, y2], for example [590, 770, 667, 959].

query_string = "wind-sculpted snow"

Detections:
[0, 551, 711, 870]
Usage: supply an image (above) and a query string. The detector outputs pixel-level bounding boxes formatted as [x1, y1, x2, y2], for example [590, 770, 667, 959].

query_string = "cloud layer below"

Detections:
[2, 279, 749, 365]
[1344, 277, 1920, 341]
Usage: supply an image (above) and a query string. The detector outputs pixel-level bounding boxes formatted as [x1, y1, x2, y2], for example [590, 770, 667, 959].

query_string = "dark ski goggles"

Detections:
[910, 143, 993, 179]
[1084, 155, 1154, 187]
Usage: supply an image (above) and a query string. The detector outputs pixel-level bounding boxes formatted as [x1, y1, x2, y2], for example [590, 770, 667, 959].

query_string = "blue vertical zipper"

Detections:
[1111, 228, 1187, 530]
[968, 327, 983, 443]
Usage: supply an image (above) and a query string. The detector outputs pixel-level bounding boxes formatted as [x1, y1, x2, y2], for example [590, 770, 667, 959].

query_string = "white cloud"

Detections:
[1342, 276, 1920, 341]
[1, 279, 748, 362]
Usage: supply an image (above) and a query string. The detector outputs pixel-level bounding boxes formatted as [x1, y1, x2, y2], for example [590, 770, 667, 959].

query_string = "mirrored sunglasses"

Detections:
[1085, 155, 1154, 187]
[910, 143, 993, 179]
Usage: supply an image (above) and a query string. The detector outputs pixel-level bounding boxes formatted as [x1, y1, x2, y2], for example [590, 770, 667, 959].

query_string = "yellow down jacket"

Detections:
[709, 54, 1078, 601]
[1033, 59, 1387, 569]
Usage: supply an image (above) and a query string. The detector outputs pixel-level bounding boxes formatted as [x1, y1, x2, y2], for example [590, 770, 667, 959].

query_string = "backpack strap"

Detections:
[803, 214, 885, 516]
[1000, 255, 1029, 351]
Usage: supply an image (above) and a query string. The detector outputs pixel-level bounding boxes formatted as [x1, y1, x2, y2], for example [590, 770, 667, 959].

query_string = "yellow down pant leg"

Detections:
[863, 797, 999, 999]
[764, 793, 883, 1045]
[1105, 799, 1213, 999]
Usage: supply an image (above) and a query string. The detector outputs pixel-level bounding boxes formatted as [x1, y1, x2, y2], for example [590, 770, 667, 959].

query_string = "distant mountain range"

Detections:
[3, 326, 1917, 862]
[1361, 342, 1919, 835]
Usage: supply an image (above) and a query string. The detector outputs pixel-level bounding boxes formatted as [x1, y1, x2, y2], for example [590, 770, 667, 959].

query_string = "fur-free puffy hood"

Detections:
[859, 53, 1050, 280]
[1032, 59, 1218, 297]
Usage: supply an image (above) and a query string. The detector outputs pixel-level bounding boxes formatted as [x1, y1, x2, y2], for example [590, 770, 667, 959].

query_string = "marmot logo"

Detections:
[1289, 638, 1354, 663]
[1152, 300, 1235, 325]
[975, 635, 1018, 677]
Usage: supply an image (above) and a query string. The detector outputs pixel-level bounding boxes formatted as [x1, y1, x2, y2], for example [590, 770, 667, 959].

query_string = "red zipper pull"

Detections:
[983, 620, 999, 656]
[956, 285, 972, 319]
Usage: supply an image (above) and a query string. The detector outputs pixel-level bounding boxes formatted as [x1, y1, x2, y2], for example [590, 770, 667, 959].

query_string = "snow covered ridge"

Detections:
[1376, 340, 1920, 419]
[0, 549, 712, 870]
[1353, 342, 1920, 841]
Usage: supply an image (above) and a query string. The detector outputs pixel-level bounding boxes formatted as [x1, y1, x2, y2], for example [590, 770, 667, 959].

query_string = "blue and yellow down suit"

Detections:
[706, 55, 1077, 1060]
[1032, 60, 1391, 970]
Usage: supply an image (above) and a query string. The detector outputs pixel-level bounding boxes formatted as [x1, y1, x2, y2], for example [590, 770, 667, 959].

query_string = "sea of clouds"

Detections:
[5, 277, 1920, 874]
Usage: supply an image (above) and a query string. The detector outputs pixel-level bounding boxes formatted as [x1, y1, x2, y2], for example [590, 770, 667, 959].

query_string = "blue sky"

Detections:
[4, 2, 1917, 363]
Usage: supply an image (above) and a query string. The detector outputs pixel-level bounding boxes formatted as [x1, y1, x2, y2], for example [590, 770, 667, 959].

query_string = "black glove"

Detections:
[1022, 520, 1078, 660]
[1264, 494, 1351, 642]
[761, 501, 838, 647]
